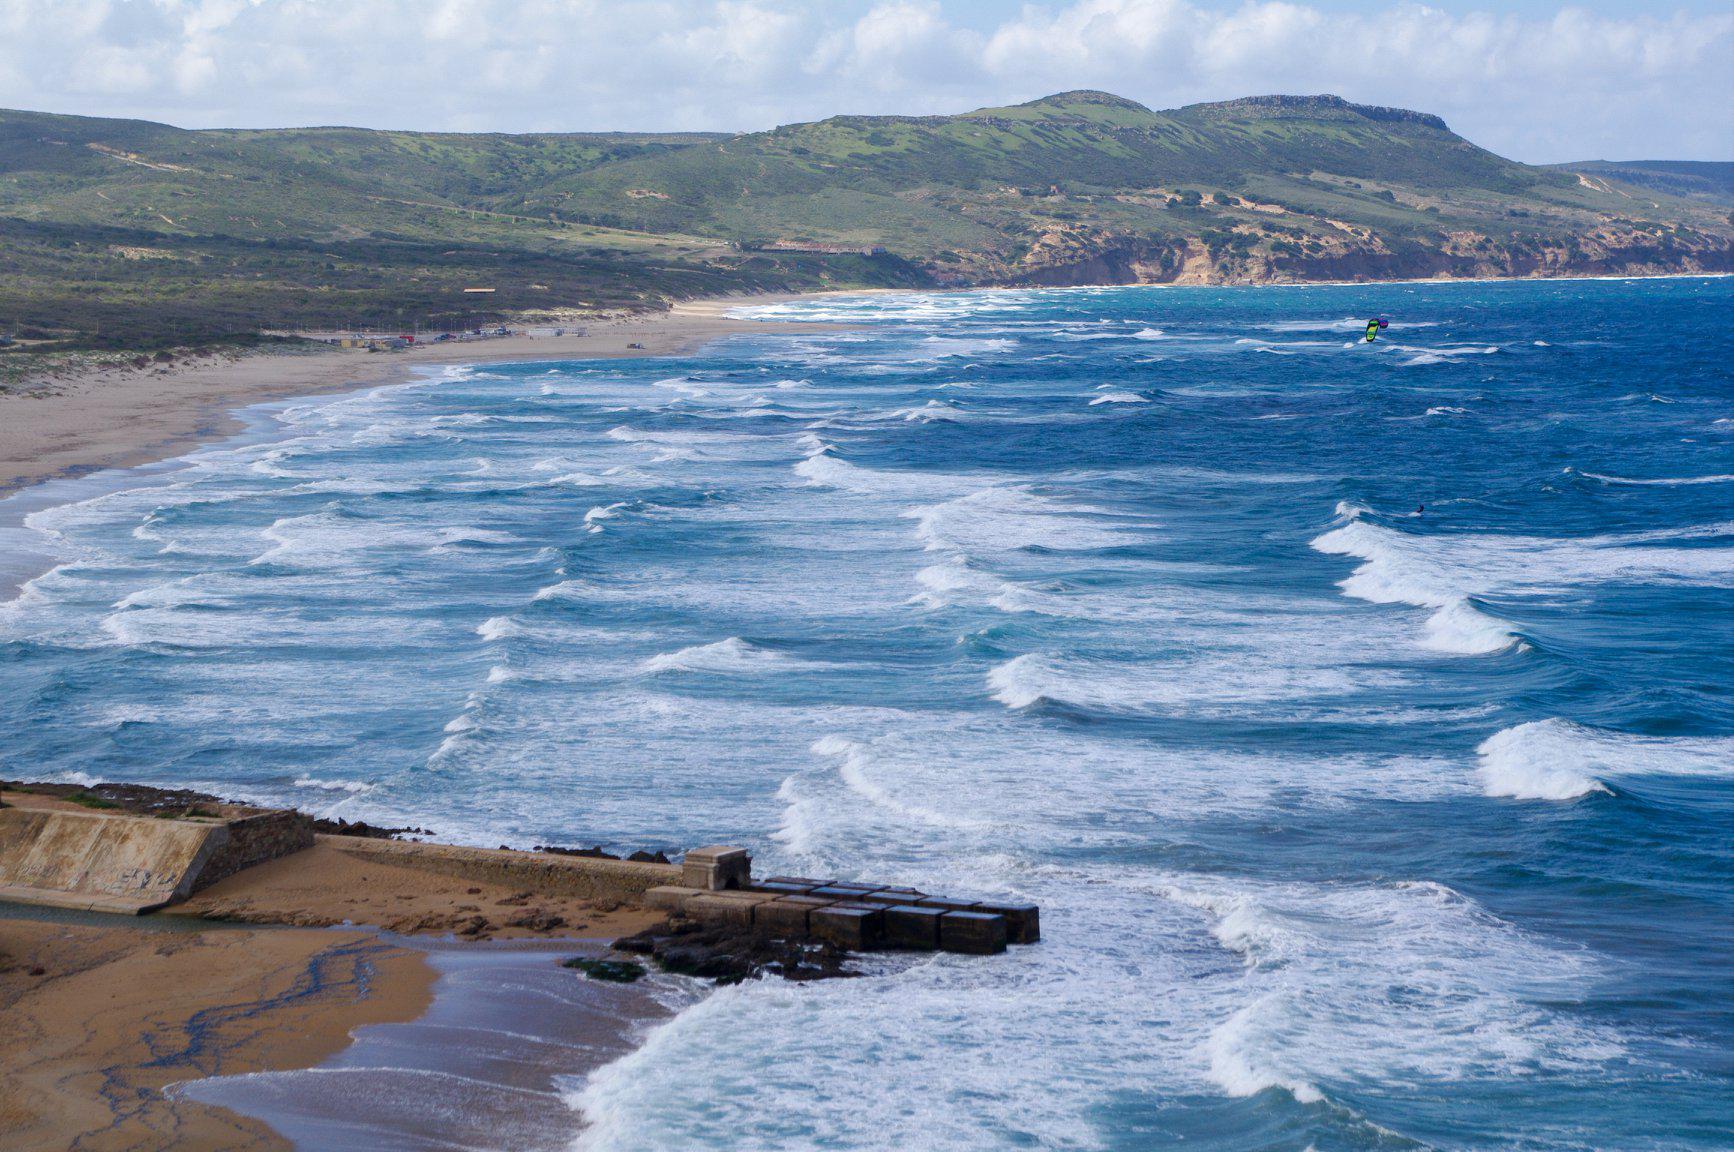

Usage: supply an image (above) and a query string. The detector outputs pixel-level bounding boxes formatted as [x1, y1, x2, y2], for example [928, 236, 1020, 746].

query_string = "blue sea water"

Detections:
[2, 278, 1731, 1150]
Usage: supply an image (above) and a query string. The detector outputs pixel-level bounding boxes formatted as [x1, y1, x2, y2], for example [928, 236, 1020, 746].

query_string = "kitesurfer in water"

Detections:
[1364, 318, 1389, 342]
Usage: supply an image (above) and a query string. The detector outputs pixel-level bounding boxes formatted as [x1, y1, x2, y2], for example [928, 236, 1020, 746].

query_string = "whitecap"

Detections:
[584, 502, 629, 533]
[1476, 719, 1734, 800]
[640, 637, 806, 675]
[1572, 469, 1734, 487]
[907, 487, 1130, 555]
[292, 776, 374, 794]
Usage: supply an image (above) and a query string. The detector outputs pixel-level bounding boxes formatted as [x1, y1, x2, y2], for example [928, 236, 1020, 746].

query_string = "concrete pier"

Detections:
[0, 790, 1040, 962]
[645, 853, 1040, 957]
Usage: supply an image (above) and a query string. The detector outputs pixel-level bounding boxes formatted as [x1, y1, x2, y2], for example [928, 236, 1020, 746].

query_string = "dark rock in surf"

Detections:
[612, 916, 858, 985]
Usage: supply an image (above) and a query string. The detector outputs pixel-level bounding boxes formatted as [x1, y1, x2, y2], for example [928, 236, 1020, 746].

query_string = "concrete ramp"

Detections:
[0, 807, 222, 913]
[0, 805, 312, 914]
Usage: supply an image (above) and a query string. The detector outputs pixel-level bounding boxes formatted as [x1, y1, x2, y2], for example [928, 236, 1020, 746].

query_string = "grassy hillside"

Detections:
[522, 91, 1728, 286]
[1555, 160, 1734, 205]
[1, 92, 1728, 354]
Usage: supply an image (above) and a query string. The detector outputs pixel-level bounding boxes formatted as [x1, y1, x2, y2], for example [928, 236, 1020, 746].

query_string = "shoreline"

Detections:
[3, 270, 1723, 509]
[7, 270, 1722, 502]
[0, 293, 834, 500]
[0, 292, 840, 601]
[175, 933, 687, 1152]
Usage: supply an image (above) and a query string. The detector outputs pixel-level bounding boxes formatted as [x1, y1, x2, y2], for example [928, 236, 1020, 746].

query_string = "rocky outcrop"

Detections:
[975, 228, 1733, 289]
[612, 915, 858, 985]
[1189, 94, 1449, 131]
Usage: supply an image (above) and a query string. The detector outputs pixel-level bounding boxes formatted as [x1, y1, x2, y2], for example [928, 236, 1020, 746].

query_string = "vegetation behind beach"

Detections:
[2, 90, 1729, 353]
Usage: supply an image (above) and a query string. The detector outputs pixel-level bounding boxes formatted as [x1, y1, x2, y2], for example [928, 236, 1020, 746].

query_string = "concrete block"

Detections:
[939, 911, 1007, 955]
[859, 887, 926, 906]
[752, 880, 818, 896]
[753, 895, 833, 936]
[914, 897, 980, 913]
[681, 845, 752, 891]
[810, 884, 872, 900]
[763, 875, 826, 886]
[810, 903, 885, 950]
[882, 904, 944, 950]
[977, 903, 1041, 944]
[645, 885, 705, 911]
[683, 891, 770, 927]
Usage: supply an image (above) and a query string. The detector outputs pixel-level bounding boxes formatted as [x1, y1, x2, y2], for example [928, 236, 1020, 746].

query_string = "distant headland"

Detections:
[0, 90, 1728, 363]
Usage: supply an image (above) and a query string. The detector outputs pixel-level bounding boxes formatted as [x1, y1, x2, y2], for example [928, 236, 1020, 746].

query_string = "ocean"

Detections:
[2, 277, 1730, 1150]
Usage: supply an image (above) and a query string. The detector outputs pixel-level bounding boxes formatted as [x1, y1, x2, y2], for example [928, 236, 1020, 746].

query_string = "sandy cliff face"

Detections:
[951, 226, 1734, 288]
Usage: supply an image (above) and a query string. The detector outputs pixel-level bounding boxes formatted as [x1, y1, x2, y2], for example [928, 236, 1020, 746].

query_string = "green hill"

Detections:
[1, 93, 1728, 352]
[1552, 160, 1734, 205]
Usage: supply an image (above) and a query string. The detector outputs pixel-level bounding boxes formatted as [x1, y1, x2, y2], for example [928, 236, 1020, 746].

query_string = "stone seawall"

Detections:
[193, 809, 315, 892]
[328, 836, 680, 904]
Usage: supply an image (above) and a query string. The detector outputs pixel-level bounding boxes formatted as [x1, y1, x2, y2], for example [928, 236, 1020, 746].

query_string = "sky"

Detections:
[0, 1, 1729, 163]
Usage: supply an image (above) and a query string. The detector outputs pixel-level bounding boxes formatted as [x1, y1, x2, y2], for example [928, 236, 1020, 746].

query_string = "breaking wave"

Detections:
[1476, 719, 1734, 800]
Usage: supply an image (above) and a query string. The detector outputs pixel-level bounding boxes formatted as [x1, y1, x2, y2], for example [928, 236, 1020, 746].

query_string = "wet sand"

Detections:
[0, 915, 433, 1152]
[180, 936, 688, 1152]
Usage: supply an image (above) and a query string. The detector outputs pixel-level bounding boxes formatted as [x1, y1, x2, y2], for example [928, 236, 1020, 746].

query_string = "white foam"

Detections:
[1089, 391, 1147, 405]
[888, 400, 963, 423]
[1309, 514, 1734, 655]
[986, 651, 1373, 715]
[292, 775, 374, 794]
[1476, 719, 1734, 800]
[808, 735, 984, 831]
[584, 502, 629, 533]
[1163, 875, 1618, 1106]
[434, 526, 518, 548]
[910, 336, 1017, 359]
[575, 854, 1616, 1149]
[1574, 469, 1734, 487]
[640, 638, 807, 675]
[909, 561, 1022, 611]
[907, 487, 1131, 556]
[1419, 597, 1524, 655]
[476, 616, 518, 642]
[793, 453, 971, 498]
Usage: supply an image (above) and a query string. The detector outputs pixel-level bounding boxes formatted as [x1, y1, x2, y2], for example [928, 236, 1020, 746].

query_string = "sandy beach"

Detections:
[0, 787, 667, 1152]
[0, 295, 832, 498]
[0, 916, 432, 1152]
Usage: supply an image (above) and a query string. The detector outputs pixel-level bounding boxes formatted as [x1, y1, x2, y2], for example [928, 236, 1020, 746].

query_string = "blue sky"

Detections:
[0, 1, 1728, 162]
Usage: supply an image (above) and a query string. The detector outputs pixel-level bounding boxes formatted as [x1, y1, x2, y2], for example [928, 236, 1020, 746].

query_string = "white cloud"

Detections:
[0, 0, 1727, 161]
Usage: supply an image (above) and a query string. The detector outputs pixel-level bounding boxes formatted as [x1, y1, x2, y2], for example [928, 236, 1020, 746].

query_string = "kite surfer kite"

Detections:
[1364, 318, 1389, 342]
